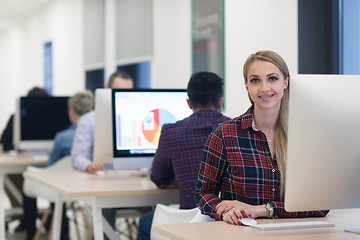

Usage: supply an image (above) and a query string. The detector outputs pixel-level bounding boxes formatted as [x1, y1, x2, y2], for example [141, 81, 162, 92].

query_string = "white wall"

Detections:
[22, 0, 84, 95]
[0, 28, 25, 128]
[0, 0, 298, 130]
[152, 0, 298, 118]
[151, 0, 191, 89]
[223, 0, 298, 118]
[0, 0, 83, 129]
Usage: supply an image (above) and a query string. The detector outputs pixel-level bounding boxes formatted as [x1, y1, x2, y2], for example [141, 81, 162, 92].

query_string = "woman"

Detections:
[195, 50, 328, 225]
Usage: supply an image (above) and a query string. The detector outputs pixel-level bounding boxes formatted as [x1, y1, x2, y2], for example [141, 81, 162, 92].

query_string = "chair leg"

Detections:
[77, 204, 94, 240]
[68, 202, 81, 240]
[33, 206, 52, 240]
[125, 218, 133, 240]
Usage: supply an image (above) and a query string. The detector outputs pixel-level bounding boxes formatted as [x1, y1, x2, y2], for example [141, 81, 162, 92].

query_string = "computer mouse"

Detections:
[239, 218, 257, 226]
[95, 170, 105, 176]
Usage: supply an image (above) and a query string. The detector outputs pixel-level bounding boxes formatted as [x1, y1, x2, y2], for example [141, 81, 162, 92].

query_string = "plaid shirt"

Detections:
[195, 107, 329, 219]
[151, 110, 230, 209]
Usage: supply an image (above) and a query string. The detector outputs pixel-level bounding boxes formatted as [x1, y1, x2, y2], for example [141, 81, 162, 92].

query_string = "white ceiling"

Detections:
[0, 0, 53, 30]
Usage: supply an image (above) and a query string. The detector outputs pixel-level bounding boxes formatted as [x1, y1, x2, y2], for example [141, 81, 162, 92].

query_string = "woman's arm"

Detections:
[216, 200, 329, 225]
[195, 128, 228, 219]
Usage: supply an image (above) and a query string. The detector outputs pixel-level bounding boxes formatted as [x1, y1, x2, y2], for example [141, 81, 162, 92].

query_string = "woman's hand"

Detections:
[216, 200, 268, 225]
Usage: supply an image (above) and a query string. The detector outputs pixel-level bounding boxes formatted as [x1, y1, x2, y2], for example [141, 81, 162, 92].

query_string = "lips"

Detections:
[259, 94, 275, 100]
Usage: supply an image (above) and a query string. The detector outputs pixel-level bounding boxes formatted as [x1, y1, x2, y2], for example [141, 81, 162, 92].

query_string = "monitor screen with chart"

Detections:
[111, 89, 192, 169]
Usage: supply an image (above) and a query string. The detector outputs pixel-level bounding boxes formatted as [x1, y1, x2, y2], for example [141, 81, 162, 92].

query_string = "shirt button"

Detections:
[272, 188, 276, 192]
[272, 169, 276, 173]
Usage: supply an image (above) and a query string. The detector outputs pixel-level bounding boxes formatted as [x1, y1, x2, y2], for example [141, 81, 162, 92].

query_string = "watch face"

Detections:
[266, 203, 274, 218]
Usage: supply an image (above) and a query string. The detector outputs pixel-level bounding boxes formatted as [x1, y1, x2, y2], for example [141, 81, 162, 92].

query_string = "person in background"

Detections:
[71, 71, 134, 173]
[47, 90, 94, 166]
[71, 71, 137, 240]
[0, 87, 48, 233]
[1, 87, 49, 151]
[137, 72, 230, 240]
[195, 50, 329, 225]
[24, 90, 94, 240]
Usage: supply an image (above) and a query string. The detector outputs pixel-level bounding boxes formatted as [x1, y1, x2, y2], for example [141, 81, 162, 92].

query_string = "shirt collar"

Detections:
[239, 106, 257, 131]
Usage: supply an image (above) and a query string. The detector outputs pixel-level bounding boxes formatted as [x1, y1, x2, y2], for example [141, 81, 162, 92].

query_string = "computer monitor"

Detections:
[13, 96, 71, 152]
[93, 89, 113, 164]
[111, 89, 192, 170]
[285, 74, 360, 212]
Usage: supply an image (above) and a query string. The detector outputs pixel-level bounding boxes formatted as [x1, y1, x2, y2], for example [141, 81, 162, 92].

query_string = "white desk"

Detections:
[0, 153, 47, 240]
[152, 208, 360, 240]
[23, 170, 179, 240]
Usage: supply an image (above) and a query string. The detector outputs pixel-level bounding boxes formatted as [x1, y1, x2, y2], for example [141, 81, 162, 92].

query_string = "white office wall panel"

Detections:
[115, 0, 153, 65]
[223, 0, 298, 118]
[21, 0, 84, 96]
[0, 28, 25, 129]
[84, 0, 104, 70]
[151, 0, 191, 89]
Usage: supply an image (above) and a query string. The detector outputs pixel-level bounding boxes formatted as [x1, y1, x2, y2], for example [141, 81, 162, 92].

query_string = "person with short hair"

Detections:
[71, 71, 134, 173]
[137, 72, 230, 240]
[47, 90, 94, 166]
[71, 71, 137, 240]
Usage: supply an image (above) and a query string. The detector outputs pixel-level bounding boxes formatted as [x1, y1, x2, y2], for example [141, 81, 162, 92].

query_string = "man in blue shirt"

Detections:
[47, 91, 94, 166]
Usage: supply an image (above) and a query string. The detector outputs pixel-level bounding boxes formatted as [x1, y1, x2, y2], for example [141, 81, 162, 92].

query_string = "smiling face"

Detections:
[245, 60, 288, 113]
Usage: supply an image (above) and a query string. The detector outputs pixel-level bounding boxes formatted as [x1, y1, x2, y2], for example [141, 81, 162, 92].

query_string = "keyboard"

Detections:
[251, 221, 334, 231]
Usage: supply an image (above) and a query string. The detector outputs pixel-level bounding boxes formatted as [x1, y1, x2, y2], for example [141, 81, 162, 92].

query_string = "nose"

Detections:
[260, 81, 270, 91]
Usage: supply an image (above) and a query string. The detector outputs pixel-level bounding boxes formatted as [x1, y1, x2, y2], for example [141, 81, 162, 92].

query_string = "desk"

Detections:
[23, 170, 179, 240]
[152, 208, 360, 240]
[0, 153, 47, 240]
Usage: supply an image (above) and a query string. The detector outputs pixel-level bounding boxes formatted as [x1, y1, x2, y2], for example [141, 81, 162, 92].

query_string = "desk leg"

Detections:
[52, 194, 64, 240]
[92, 205, 104, 240]
[0, 174, 5, 240]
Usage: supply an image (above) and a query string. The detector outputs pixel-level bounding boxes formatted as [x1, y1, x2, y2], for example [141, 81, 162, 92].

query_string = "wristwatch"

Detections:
[265, 202, 274, 218]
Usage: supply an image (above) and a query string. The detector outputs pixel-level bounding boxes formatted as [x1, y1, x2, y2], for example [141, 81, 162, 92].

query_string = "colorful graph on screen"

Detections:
[142, 108, 176, 146]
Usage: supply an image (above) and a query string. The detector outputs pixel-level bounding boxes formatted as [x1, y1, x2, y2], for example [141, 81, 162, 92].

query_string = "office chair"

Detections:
[150, 204, 213, 240]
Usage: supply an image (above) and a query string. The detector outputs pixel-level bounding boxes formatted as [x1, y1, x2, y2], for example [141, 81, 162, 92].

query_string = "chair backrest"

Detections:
[150, 204, 213, 240]
[23, 155, 74, 202]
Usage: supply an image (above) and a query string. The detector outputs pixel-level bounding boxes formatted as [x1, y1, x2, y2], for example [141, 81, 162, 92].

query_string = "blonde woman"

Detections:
[195, 50, 329, 225]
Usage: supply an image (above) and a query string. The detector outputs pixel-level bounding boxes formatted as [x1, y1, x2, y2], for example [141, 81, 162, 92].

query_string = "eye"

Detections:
[269, 76, 278, 81]
[249, 78, 260, 83]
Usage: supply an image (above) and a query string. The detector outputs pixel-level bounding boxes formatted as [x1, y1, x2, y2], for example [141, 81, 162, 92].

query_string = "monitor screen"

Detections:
[284, 74, 360, 212]
[13, 96, 71, 151]
[111, 89, 192, 169]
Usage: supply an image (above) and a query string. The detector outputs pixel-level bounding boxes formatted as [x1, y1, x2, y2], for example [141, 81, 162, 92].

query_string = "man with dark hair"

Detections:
[137, 72, 230, 240]
[107, 70, 133, 88]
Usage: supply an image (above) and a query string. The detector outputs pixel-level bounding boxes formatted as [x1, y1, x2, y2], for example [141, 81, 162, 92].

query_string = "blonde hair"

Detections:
[243, 50, 290, 196]
[68, 90, 94, 116]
